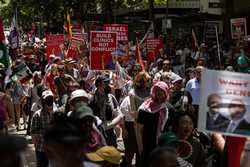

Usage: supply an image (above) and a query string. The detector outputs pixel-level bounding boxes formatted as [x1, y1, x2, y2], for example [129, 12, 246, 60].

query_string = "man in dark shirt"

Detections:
[54, 65, 76, 106]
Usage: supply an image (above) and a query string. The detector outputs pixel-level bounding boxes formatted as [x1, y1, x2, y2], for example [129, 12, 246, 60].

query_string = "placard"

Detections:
[46, 34, 64, 58]
[90, 31, 117, 70]
[103, 24, 128, 42]
[146, 38, 163, 62]
[67, 37, 85, 59]
[230, 18, 247, 40]
[199, 69, 250, 137]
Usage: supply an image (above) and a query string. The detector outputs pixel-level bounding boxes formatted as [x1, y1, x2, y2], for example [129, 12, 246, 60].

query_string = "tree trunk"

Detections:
[149, 0, 154, 22]
[103, 0, 113, 23]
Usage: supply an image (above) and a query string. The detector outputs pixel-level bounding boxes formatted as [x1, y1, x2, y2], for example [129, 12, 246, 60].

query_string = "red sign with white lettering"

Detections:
[146, 38, 163, 62]
[46, 34, 64, 59]
[90, 31, 117, 70]
[103, 24, 128, 42]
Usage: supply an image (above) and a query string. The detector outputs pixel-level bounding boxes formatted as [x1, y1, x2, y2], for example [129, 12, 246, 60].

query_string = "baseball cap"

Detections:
[71, 105, 95, 120]
[86, 146, 122, 165]
[69, 89, 89, 102]
[95, 75, 110, 87]
[159, 132, 180, 145]
[42, 90, 54, 99]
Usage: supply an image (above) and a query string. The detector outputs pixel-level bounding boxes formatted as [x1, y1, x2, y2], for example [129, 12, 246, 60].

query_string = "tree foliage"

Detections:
[0, 0, 169, 25]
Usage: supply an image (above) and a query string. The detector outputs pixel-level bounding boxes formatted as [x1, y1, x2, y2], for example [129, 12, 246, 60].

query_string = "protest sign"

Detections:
[146, 38, 163, 63]
[90, 31, 117, 70]
[67, 37, 84, 59]
[103, 24, 128, 42]
[46, 34, 64, 58]
[198, 69, 250, 137]
[230, 18, 247, 39]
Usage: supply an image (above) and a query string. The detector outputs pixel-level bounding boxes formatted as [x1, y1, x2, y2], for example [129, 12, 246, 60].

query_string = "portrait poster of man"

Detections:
[198, 69, 250, 137]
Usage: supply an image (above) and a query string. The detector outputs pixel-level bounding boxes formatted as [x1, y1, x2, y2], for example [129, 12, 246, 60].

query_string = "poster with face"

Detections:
[198, 69, 250, 137]
[230, 18, 247, 40]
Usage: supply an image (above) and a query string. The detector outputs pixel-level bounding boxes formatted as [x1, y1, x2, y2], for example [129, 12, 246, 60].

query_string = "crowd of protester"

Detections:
[1, 31, 250, 167]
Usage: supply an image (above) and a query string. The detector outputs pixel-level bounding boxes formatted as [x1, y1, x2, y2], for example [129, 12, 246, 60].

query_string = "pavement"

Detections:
[8, 123, 36, 167]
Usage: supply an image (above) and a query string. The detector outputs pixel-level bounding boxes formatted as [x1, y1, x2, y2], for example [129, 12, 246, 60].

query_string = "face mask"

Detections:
[74, 101, 87, 109]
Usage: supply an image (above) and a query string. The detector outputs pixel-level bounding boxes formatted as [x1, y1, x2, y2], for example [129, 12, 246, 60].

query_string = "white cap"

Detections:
[69, 89, 89, 102]
[42, 90, 54, 99]
[170, 74, 183, 84]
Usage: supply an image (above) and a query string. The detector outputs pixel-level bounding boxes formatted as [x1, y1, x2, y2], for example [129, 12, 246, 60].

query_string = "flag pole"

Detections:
[215, 26, 221, 68]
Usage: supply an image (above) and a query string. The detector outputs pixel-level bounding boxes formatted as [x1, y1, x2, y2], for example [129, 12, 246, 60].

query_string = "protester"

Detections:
[137, 81, 170, 166]
[120, 71, 151, 167]
[44, 113, 98, 167]
[0, 72, 13, 134]
[31, 90, 55, 167]
[185, 66, 204, 125]
[154, 59, 179, 83]
[90, 75, 123, 147]
[54, 64, 76, 106]
[159, 132, 193, 167]
[45, 64, 57, 94]
[64, 58, 80, 80]
[11, 78, 26, 131]
[69, 105, 106, 153]
[172, 113, 206, 167]
[68, 89, 90, 113]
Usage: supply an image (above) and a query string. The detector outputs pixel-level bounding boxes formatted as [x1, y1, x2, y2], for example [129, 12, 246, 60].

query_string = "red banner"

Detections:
[103, 24, 128, 42]
[46, 34, 64, 58]
[90, 31, 117, 70]
[146, 38, 163, 62]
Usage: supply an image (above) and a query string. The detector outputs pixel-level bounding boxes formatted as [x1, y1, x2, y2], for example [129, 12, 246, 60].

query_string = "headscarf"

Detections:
[139, 81, 170, 142]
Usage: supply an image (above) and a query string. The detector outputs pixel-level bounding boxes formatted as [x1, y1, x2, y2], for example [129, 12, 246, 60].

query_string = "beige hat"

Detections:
[86, 146, 122, 165]
[69, 89, 89, 102]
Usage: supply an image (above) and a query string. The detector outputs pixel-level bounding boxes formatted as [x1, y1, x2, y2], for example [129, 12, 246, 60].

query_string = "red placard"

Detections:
[103, 24, 128, 42]
[146, 38, 163, 62]
[67, 37, 84, 59]
[90, 31, 117, 70]
[46, 34, 64, 58]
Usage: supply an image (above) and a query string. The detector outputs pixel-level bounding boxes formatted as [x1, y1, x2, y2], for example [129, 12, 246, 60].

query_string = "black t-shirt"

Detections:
[137, 109, 159, 154]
